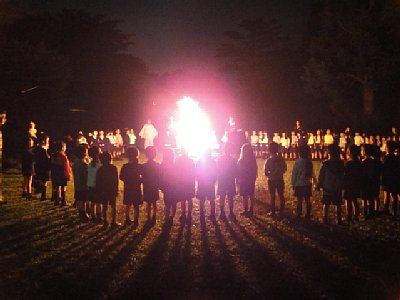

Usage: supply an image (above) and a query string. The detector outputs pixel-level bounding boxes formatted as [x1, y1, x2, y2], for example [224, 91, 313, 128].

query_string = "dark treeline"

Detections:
[1, 0, 400, 163]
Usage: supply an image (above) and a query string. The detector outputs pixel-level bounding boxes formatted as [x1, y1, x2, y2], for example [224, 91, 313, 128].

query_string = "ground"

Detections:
[0, 158, 400, 300]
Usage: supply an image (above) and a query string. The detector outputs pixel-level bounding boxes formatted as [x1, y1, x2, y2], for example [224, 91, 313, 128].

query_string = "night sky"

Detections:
[24, 0, 312, 73]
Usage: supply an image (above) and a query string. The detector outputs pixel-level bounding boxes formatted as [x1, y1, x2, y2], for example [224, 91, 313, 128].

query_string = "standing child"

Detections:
[51, 141, 72, 206]
[72, 145, 89, 222]
[217, 143, 237, 219]
[196, 150, 218, 221]
[120, 147, 143, 227]
[142, 146, 160, 224]
[292, 145, 315, 219]
[87, 146, 102, 222]
[21, 137, 35, 200]
[265, 142, 287, 217]
[343, 145, 362, 223]
[96, 152, 120, 227]
[160, 148, 177, 223]
[175, 150, 195, 224]
[381, 141, 399, 216]
[33, 134, 51, 200]
[317, 144, 344, 225]
[361, 144, 381, 219]
[237, 144, 258, 217]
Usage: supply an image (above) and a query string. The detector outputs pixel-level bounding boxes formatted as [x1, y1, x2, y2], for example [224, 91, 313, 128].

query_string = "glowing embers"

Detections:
[175, 96, 216, 159]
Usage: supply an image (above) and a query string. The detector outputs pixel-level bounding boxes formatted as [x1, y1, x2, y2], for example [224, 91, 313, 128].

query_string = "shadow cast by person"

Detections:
[248, 215, 384, 299]
[227, 217, 317, 299]
[115, 219, 173, 299]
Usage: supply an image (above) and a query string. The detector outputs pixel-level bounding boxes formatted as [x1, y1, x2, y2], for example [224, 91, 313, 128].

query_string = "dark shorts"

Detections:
[294, 184, 312, 198]
[268, 179, 284, 196]
[123, 189, 143, 205]
[86, 188, 97, 202]
[217, 182, 236, 197]
[322, 193, 342, 205]
[343, 190, 361, 200]
[74, 190, 87, 202]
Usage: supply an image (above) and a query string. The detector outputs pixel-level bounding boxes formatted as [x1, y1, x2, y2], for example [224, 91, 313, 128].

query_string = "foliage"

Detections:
[216, 18, 301, 130]
[303, 0, 400, 123]
[0, 8, 149, 134]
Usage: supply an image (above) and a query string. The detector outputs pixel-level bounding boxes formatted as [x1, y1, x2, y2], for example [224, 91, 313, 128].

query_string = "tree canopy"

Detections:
[216, 18, 304, 130]
[0, 7, 149, 136]
[303, 0, 400, 128]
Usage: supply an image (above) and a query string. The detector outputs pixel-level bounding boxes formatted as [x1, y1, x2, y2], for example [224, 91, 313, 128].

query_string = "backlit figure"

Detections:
[139, 119, 158, 149]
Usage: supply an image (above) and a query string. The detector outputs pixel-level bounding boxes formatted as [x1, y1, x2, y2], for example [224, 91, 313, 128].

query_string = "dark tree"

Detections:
[4, 9, 149, 132]
[216, 18, 302, 130]
[304, 0, 400, 126]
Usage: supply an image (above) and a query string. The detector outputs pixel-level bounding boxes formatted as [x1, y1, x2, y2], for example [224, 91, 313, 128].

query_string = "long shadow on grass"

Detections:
[225, 217, 315, 299]
[280, 216, 399, 299]
[249, 215, 383, 299]
[115, 221, 173, 299]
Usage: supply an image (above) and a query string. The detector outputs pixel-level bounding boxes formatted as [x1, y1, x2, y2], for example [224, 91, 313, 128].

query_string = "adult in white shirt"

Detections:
[139, 119, 158, 149]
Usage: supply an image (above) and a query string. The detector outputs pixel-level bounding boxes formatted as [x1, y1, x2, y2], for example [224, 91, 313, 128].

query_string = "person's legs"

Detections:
[228, 195, 234, 217]
[354, 199, 360, 222]
[363, 199, 368, 219]
[102, 203, 109, 225]
[323, 204, 330, 223]
[40, 181, 47, 200]
[345, 199, 353, 222]
[249, 195, 254, 215]
[60, 186, 67, 206]
[270, 191, 276, 215]
[305, 196, 312, 219]
[219, 195, 226, 217]
[277, 183, 285, 216]
[210, 197, 216, 219]
[336, 205, 342, 224]
[392, 193, 398, 216]
[242, 196, 248, 215]
[384, 191, 391, 215]
[152, 202, 157, 221]
[125, 204, 132, 223]
[146, 202, 151, 220]
[133, 204, 139, 227]
[296, 196, 303, 217]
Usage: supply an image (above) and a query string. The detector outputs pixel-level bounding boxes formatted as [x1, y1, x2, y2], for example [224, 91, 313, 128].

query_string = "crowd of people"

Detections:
[245, 121, 398, 160]
[19, 119, 400, 228]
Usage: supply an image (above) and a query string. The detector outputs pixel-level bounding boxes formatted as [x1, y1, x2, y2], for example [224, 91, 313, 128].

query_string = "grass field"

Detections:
[1, 158, 400, 299]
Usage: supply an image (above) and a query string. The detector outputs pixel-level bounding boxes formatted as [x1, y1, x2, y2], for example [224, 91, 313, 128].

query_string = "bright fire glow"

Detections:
[175, 96, 217, 159]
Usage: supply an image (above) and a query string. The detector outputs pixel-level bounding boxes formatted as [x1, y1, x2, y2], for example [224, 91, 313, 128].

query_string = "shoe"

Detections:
[240, 211, 248, 217]
[125, 218, 132, 226]
[103, 220, 109, 227]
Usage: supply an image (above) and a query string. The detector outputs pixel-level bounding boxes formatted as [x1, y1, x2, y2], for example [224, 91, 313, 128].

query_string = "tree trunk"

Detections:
[363, 84, 374, 116]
